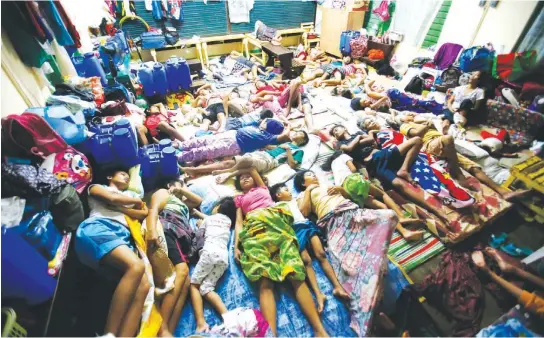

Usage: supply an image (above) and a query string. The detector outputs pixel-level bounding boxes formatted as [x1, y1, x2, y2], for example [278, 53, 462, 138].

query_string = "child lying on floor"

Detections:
[177, 119, 309, 164]
[192, 84, 228, 132]
[322, 151, 425, 241]
[189, 197, 237, 333]
[181, 130, 308, 178]
[269, 183, 350, 313]
[144, 103, 186, 144]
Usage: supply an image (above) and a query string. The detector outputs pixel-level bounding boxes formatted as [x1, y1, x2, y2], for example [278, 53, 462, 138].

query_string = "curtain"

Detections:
[517, 6, 544, 66]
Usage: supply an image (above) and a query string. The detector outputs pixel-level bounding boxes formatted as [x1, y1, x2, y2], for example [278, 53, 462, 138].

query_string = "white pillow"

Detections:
[454, 139, 489, 159]
[299, 134, 321, 170]
[264, 164, 296, 186]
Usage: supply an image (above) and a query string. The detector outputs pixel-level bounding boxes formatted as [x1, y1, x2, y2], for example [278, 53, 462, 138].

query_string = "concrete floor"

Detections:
[407, 206, 544, 336]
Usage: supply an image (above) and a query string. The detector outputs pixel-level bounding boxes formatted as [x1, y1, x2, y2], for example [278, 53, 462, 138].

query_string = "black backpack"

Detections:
[440, 66, 462, 89]
[405, 75, 424, 95]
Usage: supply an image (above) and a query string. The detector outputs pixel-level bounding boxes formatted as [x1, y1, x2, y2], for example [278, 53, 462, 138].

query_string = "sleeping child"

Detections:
[189, 197, 237, 332]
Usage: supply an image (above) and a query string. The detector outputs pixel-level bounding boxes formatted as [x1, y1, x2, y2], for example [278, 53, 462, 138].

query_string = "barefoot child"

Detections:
[323, 151, 425, 241]
[189, 197, 237, 332]
[75, 169, 150, 337]
[269, 183, 350, 313]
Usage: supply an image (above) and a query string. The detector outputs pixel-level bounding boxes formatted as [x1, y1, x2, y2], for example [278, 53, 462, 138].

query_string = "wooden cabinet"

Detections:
[319, 7, 365, 57]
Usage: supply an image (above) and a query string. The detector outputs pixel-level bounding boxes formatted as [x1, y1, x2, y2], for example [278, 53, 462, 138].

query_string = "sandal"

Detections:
[489, 232, 508, 249]
[499, 243, 534, 257]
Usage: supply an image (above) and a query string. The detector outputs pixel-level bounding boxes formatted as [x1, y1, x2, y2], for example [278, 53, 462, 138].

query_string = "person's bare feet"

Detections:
[397, 169, 414, 185]
[471, 251, 487, 269]
[158, 324, 173, 337]
[402, 229, 426, 241]
[485, 247, 514, 273]
[446, 231, 460, 242]
[399, 218, 424, 226]
[315, 292, 327, 314]
[455, 174, 474, 191]
[195, 322, 210, 333]
[501, 189, 531, 201]
[314, 328, 330, 337]
[333, 286, 351, 300]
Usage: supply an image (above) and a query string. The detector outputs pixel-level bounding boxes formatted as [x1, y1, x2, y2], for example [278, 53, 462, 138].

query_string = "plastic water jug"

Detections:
[112, 128, 138, 160]
[165, 58, 182, 92]
[152, 63, 168, 96]
[138, 64, 155, 97]
[178, 58, 192, 90]
[73, 52, 108, 86]
[161, 146, 179, 176]
[159, 138, 172, 149]
[115, 30, 129, 52]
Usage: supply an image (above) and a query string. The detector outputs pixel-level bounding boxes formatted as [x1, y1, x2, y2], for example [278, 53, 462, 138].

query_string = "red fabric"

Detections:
[520, 81, 544, 101]
[24, 2, 47, 42]
[372, 0, 391, 21]
[367, 49, 385, 60]
[481, 129, 508, 142]
[144, 113, 169, 137]
[54, 1, 81, 48]
[495, 53, 516, 80]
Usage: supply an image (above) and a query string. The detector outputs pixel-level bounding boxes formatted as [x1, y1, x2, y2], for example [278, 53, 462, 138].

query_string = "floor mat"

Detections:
[388, 230, 446, 273]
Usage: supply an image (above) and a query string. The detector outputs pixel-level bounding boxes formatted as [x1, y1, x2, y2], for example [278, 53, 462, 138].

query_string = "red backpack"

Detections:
[2, 113, 68, 158]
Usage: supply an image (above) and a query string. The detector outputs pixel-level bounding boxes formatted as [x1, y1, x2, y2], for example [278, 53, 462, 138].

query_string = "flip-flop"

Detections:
[489, 232, 508, 249]
[499, 243, 534, 257]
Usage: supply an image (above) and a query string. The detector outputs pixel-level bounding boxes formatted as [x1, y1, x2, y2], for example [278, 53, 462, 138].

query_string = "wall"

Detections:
[1, 68, 28, 117]
[438, 0, 538, 53]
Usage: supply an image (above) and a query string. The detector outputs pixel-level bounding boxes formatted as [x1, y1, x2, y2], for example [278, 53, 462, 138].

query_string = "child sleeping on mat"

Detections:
[189, 197, 237, 333]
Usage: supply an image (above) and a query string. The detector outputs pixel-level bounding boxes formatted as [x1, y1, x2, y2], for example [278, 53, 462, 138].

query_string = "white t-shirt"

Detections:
[87, 185, 140, 227]
[285, 199, 306, 224]
[201, 213, 231, 253]
[452, 85, 484, 110]
[331, 154, 354, 186]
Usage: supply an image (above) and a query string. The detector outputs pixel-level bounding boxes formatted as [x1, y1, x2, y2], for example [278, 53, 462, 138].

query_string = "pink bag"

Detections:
[1, 113, 67, 158]
[373, 0, 391, 21]
[41, 147, 92, 194]
[350, 36, 368, 58]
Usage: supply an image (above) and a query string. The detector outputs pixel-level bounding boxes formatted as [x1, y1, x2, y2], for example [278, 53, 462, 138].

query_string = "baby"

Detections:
[190, 197, 237, 332]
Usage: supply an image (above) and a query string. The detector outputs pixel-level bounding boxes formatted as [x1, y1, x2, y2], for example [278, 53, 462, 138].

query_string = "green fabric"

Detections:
[342, 173, 370, 207]
[239, 204, 305, 282]
[1, 2, 50, 68]
[164, 194, 189, 219]
[421, 0, 453, 49]
[265, 143, 303, 165]
[377, 1, 396, 36]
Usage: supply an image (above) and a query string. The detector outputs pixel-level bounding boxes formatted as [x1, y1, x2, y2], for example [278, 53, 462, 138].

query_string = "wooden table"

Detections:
[262, 43, 294, 79]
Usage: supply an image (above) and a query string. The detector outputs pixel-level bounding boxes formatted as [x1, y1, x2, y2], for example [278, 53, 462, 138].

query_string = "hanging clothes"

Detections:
[168, 0, 183, 21]
[50, 40, 78, 79]
[228, 0, 254, 24]
[1, 2, 50, 68]
[39, 0, 74, 46]
[151, 0, 167, 20]
[53, 1, 81, 48]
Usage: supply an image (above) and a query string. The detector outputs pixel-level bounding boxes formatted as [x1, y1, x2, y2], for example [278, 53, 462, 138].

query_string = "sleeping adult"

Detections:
[330, 125, 453, 230]
[293, 170, 398, 333]
[399, 120, 529, 201]
[444, 71, 486, 127]
[232, 168, 328, 337]
[192, 84, 228, 132]
[145, 179, 203, 334]
[315, 61, 367, 88]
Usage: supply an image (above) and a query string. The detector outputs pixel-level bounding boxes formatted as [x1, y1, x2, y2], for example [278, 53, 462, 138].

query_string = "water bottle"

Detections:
[178, 57, 192, 90]
[138, 64, 155, 97]
[82, 52, 107, 86]
[159, 138, 172, 150]
[152, 62, 168, 96]
[161, 146, 179, 176]
[112, 128, 138, 160]
[165, 57, 181, 92]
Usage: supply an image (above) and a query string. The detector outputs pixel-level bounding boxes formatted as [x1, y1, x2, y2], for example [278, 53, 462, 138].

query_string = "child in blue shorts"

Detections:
[75, 168, 149, 337]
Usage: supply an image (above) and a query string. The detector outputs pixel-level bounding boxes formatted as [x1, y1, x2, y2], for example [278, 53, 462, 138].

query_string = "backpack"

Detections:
[1, 113, 68, 159]
[40, 147, 93, 194]
[1, 163, 67, 198]
[459, 46, 494, 72]
[440, 66, 462, 89]
[49, 185, 85, 232]
[350, 36, 368, 58]
[340, 30, 361, 55]
[404, 75, 424, 95]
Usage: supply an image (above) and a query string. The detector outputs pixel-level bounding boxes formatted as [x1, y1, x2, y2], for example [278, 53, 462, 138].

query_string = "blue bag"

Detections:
[459, 46, 494, 73]
[340, 30, 361, 55]
[13, 211, 63, 260]
[141, 31, 166, 49]
[26, 106, 87, 145]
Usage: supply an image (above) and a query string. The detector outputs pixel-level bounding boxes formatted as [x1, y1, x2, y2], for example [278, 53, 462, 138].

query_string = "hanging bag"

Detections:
[458, 46, 494, 72]
[1, 113, 68, 158]
[350, 35, 368, 58]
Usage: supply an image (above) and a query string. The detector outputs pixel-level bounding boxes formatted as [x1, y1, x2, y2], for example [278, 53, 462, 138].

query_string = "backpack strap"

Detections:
[10, 113, 67, 156]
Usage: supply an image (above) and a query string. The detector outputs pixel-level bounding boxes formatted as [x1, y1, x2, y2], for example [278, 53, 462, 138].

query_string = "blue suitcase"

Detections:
[340, 30, 361, 55]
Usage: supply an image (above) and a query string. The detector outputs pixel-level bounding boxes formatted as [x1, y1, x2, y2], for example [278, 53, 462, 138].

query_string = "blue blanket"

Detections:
[174, 232, 357, 337]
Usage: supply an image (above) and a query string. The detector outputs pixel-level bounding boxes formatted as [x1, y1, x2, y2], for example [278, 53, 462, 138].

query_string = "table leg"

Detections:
[279, 54, 293, 79]
[265, 52, 274, 67]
